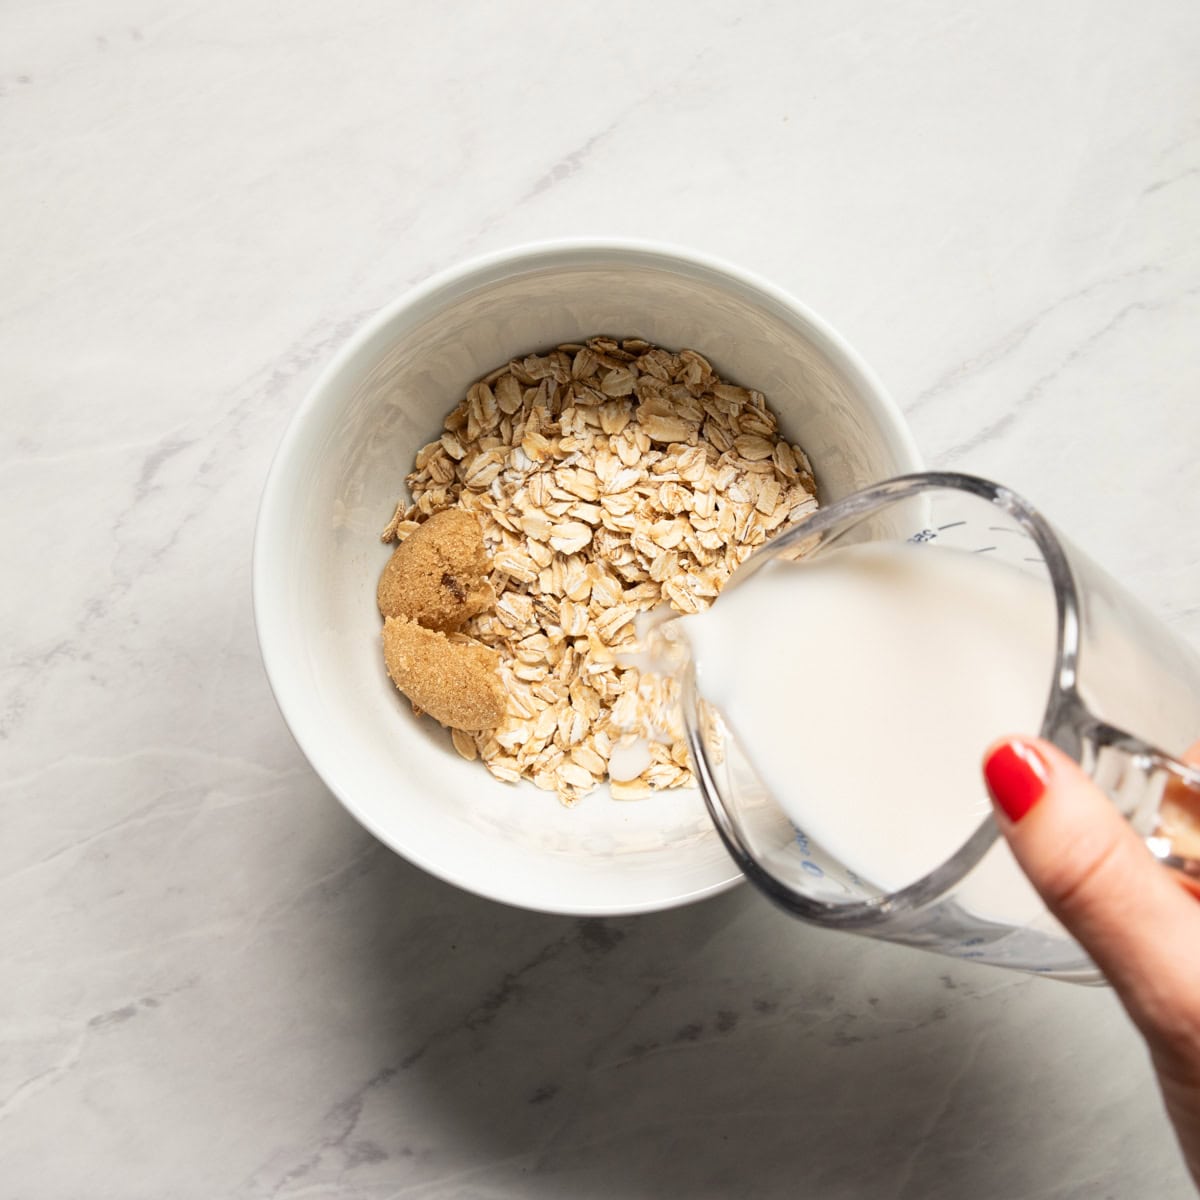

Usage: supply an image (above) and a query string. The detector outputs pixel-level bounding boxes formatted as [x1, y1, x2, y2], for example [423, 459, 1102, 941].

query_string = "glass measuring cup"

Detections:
[673, 472, 1200, 982]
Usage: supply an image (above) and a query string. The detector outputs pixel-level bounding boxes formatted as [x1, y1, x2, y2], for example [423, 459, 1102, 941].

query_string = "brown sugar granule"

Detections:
[381, 616, 506, 732]
[377, 508, 493, 633]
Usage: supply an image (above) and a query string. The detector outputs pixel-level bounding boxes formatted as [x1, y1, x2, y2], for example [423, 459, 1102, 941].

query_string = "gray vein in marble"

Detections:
[241, 914, 664, 1196]
[936, 284, 1200, 463]
[446, 42, 719, 261]
[2, 378, 285, 742]
[0, 426, 192, 474]
[239, 927, 582, 1196]
[1, 980, 197, 1125]
[235, 838, 387, 949]
[263, 1064, 401, 1198]
[0, 1032, 87, 1124]
[1142, 163, 1200, 196]
[1, 760, 309, 887]
[5, 795, 189, 885]
[891, 1028, 989, 1200]
[522, 128, 613, 204]
[906, 266, 1161, 418]
[0, 745, 309, 794]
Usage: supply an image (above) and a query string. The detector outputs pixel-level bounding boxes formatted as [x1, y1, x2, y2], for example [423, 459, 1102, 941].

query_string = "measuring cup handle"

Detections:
[1080, 723, 1200, 879]
[1152, 757, 1200, 879]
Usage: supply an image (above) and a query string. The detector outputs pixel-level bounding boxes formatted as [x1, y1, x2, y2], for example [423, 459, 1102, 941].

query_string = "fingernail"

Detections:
[984, 740, 1049, 824]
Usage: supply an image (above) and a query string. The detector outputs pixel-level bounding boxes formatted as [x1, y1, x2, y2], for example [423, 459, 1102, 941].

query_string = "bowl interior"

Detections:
[255, 245, 921, 915]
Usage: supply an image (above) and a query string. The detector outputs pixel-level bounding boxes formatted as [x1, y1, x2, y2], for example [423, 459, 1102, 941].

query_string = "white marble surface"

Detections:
[4, 1, 1200, 1196]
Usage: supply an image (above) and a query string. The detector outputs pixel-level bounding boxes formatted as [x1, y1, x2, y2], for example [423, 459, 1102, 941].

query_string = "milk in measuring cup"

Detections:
[678, 541, 1057, 924]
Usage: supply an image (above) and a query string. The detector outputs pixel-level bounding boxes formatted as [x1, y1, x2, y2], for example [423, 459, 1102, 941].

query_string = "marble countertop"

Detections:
[5, 2, 1200, 1196]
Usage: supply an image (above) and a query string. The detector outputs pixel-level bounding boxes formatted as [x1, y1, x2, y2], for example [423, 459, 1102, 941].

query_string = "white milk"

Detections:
[676, 541, 1057, 923]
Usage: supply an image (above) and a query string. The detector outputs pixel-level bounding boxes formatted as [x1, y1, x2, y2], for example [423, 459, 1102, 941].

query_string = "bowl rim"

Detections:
[251, 236, 924, 916]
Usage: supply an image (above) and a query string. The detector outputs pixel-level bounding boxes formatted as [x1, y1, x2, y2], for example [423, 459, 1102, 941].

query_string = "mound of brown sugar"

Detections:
[382, 616, 506, 732]
[377, 508, 493, 633]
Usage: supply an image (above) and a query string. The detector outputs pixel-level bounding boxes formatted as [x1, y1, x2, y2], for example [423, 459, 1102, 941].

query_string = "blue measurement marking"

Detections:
[972, 546, 997, 553]
[793, 829, 825, 879]
[937, 521, 967, 531]
[908, 528, 937, 544]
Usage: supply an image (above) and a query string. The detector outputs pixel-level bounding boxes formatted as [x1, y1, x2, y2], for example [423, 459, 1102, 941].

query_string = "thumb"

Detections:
[982, 737, 1200, 1026]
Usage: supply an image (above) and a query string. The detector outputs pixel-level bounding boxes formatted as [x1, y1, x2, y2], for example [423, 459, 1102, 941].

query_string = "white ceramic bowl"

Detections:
[253, 240, 922, 916]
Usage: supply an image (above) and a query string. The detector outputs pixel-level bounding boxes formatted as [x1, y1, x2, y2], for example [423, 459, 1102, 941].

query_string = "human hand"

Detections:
[983, 737, 1200, 1190]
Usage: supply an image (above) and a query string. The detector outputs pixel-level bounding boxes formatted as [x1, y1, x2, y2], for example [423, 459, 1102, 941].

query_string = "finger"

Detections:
[983, 736, 1200, 1038]
[987, 736, 1200, 1189]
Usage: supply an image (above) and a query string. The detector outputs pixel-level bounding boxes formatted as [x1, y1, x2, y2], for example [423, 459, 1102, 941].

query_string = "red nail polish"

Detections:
[984, 741, 1048, 823]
